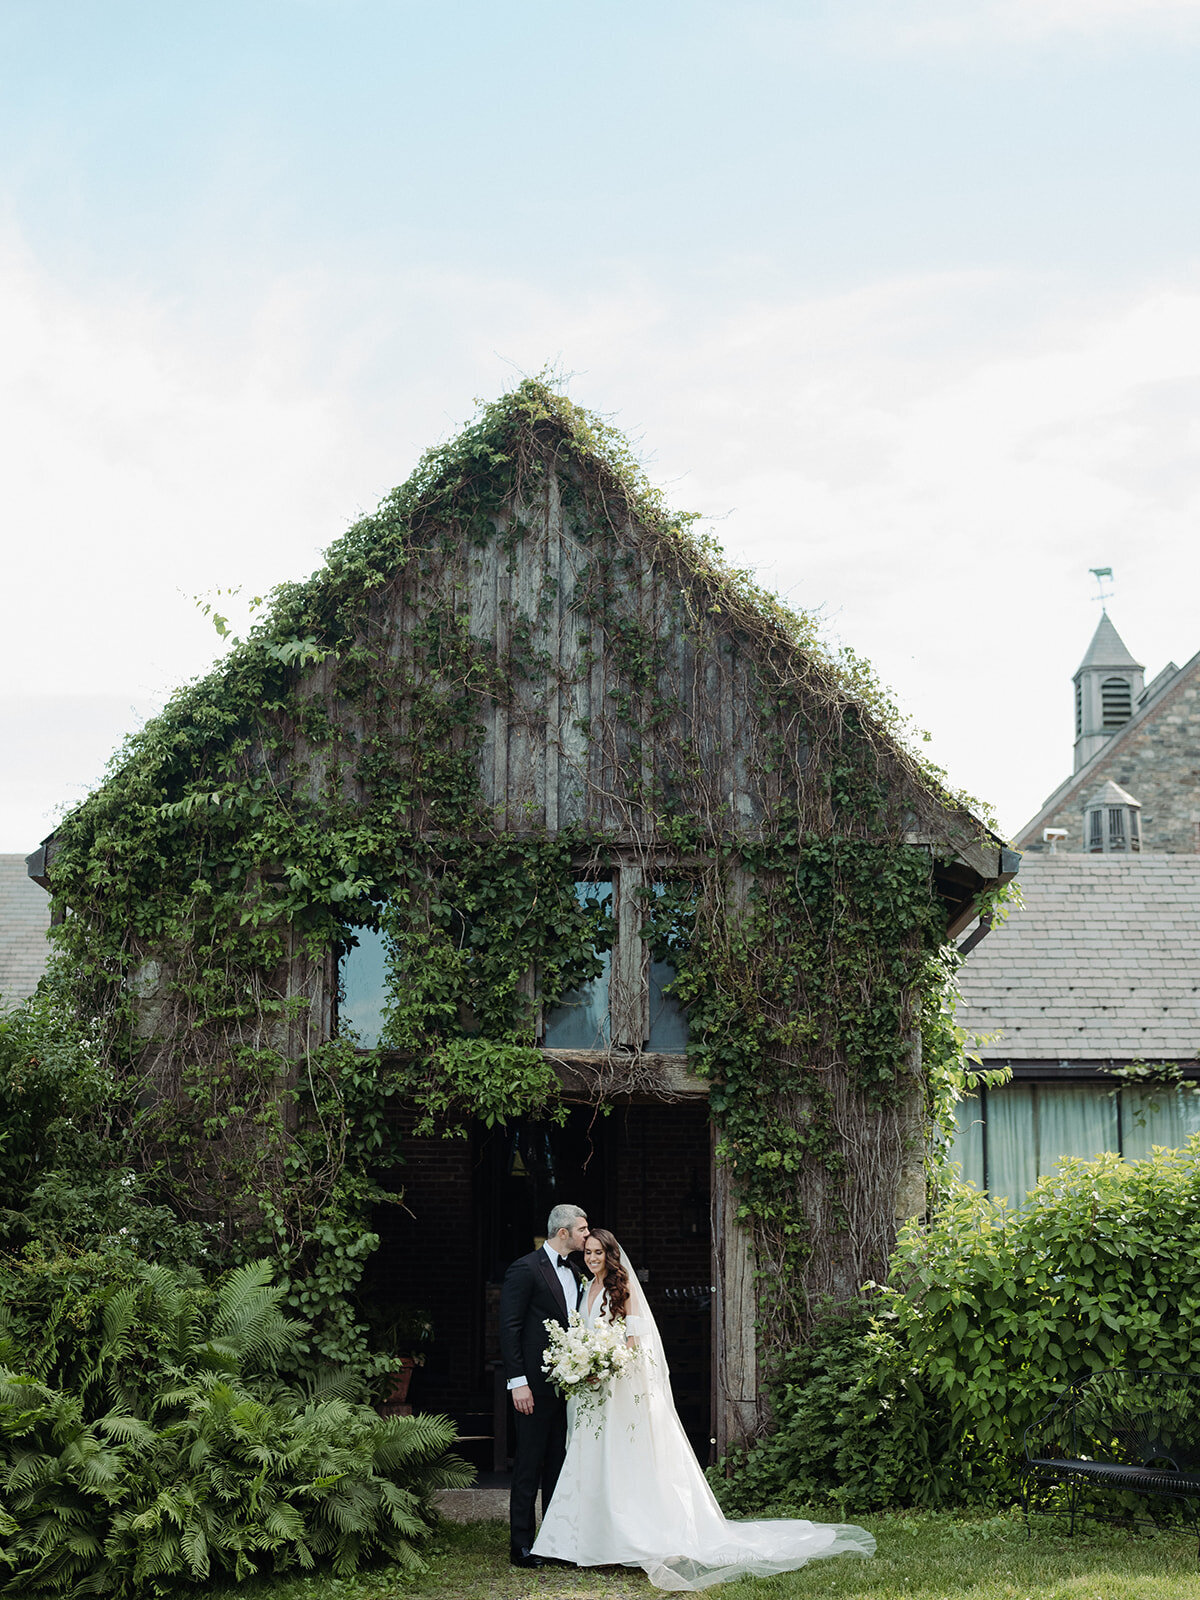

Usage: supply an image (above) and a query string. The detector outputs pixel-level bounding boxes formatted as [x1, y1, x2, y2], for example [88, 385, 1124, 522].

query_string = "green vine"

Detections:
[39, 378, 1008, 1379]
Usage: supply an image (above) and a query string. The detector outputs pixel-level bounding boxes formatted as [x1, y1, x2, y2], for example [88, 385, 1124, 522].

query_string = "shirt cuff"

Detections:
[507, 1375, 528, 1390]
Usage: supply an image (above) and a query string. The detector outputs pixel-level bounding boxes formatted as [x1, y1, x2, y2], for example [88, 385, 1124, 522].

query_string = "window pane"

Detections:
[1038, 1083, 1119, 1171]
[646, 881, 690, 1052]
[1123, 1085, 1200, 1159]
[339, 925, 390, 1048]
[543, 882, 613, 1049]
[648, 957, 688, 1051]
[986, 1084, 1037, 1207]
[950, 1095, 985, 1189]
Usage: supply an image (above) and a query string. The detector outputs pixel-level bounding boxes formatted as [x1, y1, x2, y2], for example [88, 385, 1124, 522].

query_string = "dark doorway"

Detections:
[367, 1100, 712, 1465]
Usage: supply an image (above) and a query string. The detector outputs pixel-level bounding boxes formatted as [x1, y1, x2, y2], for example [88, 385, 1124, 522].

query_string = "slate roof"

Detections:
[956, 854, 1200, 1063]
[0, 855, 51, 1005]
[1075, 610, 1143, 673]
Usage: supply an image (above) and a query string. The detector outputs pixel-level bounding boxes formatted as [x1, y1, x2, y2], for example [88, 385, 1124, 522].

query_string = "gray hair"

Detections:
[547, 1203, 586, 1237]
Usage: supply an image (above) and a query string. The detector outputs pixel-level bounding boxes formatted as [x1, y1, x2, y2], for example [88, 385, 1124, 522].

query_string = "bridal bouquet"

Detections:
[542, 1311, 635, 1426]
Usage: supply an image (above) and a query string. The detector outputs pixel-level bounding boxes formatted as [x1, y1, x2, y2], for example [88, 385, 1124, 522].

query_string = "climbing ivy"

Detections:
[40, 378, 1011, 1378]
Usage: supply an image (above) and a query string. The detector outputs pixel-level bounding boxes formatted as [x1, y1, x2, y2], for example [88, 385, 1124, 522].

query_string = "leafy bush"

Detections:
[713, 1302, 992, 1515]
[0, 986, 213, 1266]
[885, 1140, 1200, 1462]
[718, 1140, 1200, 1512]
[0, 1258, 472, 1596]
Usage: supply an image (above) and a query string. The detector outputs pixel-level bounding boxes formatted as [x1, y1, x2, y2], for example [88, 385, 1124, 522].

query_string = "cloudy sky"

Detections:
[4, 0, 1200, 852]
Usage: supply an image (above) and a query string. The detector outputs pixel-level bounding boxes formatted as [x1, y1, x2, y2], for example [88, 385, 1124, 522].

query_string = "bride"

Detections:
[531, 1228, 875, 1591]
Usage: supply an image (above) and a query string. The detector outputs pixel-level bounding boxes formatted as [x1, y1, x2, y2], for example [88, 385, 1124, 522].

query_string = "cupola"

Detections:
[1083, 779, 1142, 854]
[1073, 612, 1144, 772]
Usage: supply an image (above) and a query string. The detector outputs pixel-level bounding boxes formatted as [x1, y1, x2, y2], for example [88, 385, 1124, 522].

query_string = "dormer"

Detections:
[1084, 779, 1142, 854]
[1073, 612, 1144, 772]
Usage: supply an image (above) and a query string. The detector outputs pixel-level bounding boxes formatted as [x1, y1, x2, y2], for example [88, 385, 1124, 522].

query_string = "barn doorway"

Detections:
[366, 1100, 713, 1467]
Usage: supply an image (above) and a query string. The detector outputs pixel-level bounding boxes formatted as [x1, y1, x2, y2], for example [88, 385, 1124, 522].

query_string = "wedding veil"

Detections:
[616, 1245, 672, 1404]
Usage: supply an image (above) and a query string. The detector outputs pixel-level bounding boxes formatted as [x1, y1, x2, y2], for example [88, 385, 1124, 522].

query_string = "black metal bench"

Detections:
[1021, 1369, 1200, 1555]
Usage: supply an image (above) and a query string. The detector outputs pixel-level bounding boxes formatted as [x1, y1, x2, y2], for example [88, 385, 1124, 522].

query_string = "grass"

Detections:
[201, 1507, 1198, 1600]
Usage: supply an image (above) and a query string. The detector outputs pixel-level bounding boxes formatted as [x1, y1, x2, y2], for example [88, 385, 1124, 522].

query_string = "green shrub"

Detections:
[718, 1140, 1200, 1513]
[0, 1258, 472, 1595]
[713, 1302, 993, 1515]
[0, 987, 214, 1267]
[885, 1140, 1200, 1462]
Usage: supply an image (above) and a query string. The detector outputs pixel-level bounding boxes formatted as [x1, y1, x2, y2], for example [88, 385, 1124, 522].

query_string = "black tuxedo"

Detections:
[500, 1247, 584, 1550]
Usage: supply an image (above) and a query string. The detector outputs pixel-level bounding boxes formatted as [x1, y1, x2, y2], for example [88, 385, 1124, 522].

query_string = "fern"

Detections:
[1, 1260, 472, 1595]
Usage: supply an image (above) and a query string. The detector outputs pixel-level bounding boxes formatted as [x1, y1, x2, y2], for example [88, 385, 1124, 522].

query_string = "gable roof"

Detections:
[34, 383, 1011, 921]
[956, 854, 1200, 1063]
[1016, 640, 1200, 850]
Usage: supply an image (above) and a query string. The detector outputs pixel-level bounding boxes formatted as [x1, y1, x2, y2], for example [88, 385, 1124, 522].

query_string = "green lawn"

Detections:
[203, 1508, 1197, 1600]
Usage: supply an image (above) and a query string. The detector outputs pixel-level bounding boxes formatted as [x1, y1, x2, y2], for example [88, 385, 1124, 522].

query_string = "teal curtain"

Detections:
[948, 1079, 1198, 1209]
[1038, 1083, 1119, 1168]
[983, 1084, 1038, 1208]
[1122, 1085, 1200, 1159]
[951, 1096, 985, 1189]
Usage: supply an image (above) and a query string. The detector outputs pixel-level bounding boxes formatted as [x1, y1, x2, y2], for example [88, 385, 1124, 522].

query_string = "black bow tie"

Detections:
[557, 1256, 575, 1272]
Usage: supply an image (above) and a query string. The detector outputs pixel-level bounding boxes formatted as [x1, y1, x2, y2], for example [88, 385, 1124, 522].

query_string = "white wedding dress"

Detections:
[531, 1258, 875, 1591]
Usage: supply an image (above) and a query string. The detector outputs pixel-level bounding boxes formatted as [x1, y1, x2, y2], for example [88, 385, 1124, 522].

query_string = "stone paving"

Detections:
[435, 1483, 510, 1522]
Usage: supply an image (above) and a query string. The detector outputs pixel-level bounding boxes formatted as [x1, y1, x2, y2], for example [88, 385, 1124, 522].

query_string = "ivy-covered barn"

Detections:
[29, 382, 1014, 1460]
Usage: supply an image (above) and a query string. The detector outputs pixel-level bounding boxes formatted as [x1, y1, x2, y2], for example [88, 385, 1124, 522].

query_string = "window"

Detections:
[337, 868, 690, 1056]
[542, 881, 614, 1049]
[949, 1079, 1200, 1207]
[1075, 680, 1082, 738]
[1101, 677, 1132, 729]
[1089, 809, 1104, 851]
[338, 922, 390, 1047]
[542, 871, 690, 1053]
[646, 882, 690, 1052]
[1087, 803, 1141, 853]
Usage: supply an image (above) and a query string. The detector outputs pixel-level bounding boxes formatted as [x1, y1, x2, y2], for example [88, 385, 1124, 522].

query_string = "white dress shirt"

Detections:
[507, 1240, 578, 1391]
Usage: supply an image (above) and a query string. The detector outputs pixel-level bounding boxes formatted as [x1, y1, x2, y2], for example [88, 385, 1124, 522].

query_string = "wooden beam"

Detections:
[545, 1048, 708, 1101]
[611, 865, 648, 1048]
[712, 1143, 758, 1455]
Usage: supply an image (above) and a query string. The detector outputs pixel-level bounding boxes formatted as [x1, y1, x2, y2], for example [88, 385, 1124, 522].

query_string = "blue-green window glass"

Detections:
[339, 925, 389, 1048]
[647, 882, 689, 1051]
[543, 882, 613, 1049]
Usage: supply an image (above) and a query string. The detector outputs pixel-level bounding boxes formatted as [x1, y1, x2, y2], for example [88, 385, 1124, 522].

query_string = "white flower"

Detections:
[542, 1311, 637, 1429]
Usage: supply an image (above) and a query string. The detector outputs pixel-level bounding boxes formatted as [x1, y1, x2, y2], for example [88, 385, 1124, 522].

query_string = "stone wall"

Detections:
[1017, 658, 1200, 855]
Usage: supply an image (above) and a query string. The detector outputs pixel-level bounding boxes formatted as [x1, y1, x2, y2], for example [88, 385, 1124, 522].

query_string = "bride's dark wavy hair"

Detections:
[587, 1228, 630, 1321]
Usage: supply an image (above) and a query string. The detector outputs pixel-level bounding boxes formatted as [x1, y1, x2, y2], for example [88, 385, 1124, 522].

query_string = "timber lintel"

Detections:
[543, 1048, 708, 1101]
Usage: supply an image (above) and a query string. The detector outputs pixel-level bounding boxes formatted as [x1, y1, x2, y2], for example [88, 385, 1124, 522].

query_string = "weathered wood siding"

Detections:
[283, 453, 828, 844]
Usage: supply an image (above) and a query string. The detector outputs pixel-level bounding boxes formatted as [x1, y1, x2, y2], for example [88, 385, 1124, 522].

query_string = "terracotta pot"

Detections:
[380, 1356, 417, 1415]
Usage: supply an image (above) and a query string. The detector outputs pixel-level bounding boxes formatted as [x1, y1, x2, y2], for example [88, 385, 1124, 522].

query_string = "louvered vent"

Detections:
[1101, 677, 1132, 729]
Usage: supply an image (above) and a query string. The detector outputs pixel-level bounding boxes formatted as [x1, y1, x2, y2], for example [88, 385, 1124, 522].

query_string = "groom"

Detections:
[499, 1202, 589, 1568]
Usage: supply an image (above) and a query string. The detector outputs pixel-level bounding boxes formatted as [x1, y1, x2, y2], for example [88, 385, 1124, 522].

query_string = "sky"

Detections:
[4, 0, 1200, 852]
